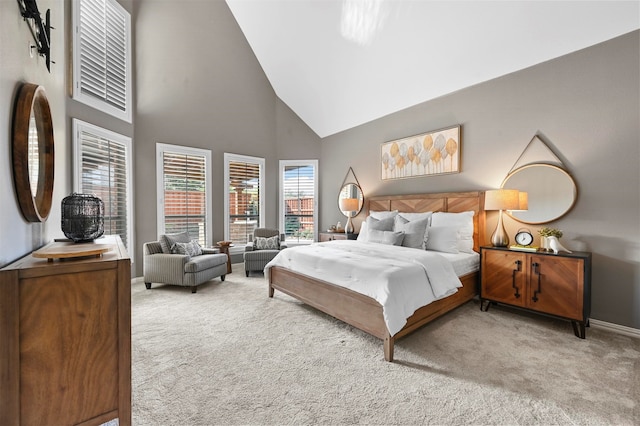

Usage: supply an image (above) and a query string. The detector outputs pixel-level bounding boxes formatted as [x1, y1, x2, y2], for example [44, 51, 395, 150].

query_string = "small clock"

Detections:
[514, 228, 534, 246]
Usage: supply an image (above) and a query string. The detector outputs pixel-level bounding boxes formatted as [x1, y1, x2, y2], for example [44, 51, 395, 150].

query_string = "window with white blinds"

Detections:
[72, 0, 132, 122]
[279, 160, 318, 244]
[73, 119, 133, 253]
[224, 153, 265, 247]
[156, 144, 212, 247]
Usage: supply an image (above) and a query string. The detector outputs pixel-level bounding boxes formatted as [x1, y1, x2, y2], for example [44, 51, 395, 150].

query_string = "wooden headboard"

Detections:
[364, 191, 487, 252]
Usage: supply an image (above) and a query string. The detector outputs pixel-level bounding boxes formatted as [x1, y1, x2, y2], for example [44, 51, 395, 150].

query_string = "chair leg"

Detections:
[245, 271, 249, 277]
[221, 275, 226, 282]
[145, 282, 151, 290]
[192, 286, 197, 294]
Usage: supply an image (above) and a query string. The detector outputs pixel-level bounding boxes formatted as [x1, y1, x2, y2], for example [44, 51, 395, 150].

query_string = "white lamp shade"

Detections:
[339, 198, 359, 212]
[485, 189, 520, 211]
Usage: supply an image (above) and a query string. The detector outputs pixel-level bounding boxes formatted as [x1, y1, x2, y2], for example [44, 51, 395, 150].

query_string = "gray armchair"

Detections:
[143, 232, 228, 293]
[243, 228, 287, 276]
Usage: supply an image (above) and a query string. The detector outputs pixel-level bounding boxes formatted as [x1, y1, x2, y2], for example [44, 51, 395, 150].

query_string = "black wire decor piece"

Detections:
[61, 193, 105, 242]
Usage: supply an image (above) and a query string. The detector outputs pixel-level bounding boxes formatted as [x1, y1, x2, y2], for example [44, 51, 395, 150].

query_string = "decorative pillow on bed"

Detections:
[254, 236, 279, 250]
[424, 226, 459, 254]
[430, 211, 475, 253]
[398, 211, 432, 224]
[393, 215, 429, 249]
[357, 212, 398, 242]
[367, 215, 395, 231]
[369, 210, 398, 220]
[171, 239, 203, 257]
[366, 229, 405, 246]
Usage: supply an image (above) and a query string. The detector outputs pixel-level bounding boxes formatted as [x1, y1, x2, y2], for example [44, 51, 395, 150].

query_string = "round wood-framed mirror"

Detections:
[502, 164, 577, 224]
[12, 83, 55, 222]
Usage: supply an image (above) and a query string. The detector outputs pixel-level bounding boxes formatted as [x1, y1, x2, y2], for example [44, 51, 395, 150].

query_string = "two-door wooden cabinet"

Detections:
[480, 246, 591, 338]
[0, 236, 131, 425]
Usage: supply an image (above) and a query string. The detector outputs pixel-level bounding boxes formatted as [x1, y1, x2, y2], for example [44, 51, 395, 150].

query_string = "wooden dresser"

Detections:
[0, 236, 131, 425]
[480, 246, 591, 338]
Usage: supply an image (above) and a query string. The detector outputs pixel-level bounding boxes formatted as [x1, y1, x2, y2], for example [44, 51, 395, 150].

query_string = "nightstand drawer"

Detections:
[319, 232, 358, 242]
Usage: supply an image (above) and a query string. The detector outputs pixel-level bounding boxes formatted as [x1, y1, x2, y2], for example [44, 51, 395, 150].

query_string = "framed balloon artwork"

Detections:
[380, 125, 461, 180]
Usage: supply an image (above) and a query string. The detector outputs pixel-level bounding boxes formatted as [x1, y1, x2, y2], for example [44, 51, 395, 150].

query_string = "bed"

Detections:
[267, 191, 486, 362]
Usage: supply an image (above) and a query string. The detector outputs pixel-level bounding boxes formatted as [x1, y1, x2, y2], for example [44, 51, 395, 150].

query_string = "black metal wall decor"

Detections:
[17, 0, 53, 71]
[61, 193, 105, 243]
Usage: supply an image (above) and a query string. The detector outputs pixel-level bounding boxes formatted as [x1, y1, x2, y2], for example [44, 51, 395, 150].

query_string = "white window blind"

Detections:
[224, 154, 264, 247]
[73, 0, 132, 122]
[280, 160, 318, 244]
[73, 119, 132, 253]
[156, 144, 211, 247]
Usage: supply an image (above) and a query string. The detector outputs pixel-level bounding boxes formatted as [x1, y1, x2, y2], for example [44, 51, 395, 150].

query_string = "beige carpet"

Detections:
[131, 267, 639, 425]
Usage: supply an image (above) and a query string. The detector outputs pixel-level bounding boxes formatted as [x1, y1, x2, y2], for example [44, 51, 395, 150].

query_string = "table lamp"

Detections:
[485, 189, 520, 247]
[339, 197, 359, 234]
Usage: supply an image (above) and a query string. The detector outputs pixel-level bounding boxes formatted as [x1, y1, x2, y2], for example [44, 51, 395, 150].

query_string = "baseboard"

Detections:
[590, 319, 640, 338]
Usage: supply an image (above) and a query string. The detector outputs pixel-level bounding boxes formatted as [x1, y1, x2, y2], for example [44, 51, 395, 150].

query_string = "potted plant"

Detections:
[538, 227, 563, 251]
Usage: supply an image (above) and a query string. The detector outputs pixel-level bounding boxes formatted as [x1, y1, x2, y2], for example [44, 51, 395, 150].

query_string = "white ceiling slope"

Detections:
[226, 1, 640, 138]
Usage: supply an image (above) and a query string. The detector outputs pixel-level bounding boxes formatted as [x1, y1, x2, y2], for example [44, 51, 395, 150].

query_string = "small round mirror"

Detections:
[28, 109, 39, 197]
[12, 83, 55, 222]
[338, 183, 364, 218]
[502, 164, 577, 224]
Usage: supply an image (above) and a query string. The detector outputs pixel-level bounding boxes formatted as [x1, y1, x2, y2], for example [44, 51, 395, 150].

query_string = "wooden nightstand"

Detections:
[480, 246, 592, 338]
[319, 232, 358, 242]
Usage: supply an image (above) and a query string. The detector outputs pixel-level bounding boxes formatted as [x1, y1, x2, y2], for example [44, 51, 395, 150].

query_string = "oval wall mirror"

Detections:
[12, 83, 55, 222]
[502, 164, 577, 224]
[338, 183, 364, 217]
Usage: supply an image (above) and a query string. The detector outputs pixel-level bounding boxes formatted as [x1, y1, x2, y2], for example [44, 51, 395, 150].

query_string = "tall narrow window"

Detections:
[224, 154, 264, 249]
[279, 160, 318, 244]
[156, 144, 212, 247]
[73, 119, 133, 253]
[72, 0, 132, 122]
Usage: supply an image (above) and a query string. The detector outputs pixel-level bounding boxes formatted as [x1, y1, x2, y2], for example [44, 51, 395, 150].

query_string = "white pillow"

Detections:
[357, 221, 368, 241]
[425, 226, 459, 254]
[398, 211, 432, 224]
[367, 216, 395, 231]
[357, 212, 398, 241]
[430, 211, 475, 253]
[369, 210, 398, 220]
[366, 229, 405, 246]
[394, 215, 429, 249]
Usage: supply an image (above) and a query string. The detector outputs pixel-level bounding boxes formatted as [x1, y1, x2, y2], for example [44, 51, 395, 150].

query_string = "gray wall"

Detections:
[1, 0, 66, 266]
[0, 0, 131, 270]
[0, 0, 133, 268]
[320, 31, 640, 329]
[133, 0, 321, 275]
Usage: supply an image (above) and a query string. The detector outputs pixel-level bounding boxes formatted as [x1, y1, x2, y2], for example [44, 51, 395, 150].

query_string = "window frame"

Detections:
[72, 0, 132, 123]
[156, 143, 213, 248]
[224, 153, 265, 253]
[72, 118, 134, 259]
[279, 160, 319, 245]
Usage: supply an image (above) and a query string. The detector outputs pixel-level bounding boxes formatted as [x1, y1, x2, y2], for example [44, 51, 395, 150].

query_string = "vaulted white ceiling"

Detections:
[225, 1, 640, 138]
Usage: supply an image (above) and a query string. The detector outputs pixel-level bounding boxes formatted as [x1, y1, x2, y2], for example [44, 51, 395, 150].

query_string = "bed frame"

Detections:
[268, 191, 486, 362]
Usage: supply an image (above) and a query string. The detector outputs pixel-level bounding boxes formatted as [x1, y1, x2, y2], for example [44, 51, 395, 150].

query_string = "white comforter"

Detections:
[264, 240, 462, 336]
